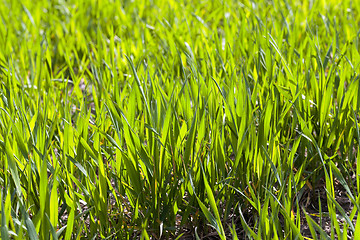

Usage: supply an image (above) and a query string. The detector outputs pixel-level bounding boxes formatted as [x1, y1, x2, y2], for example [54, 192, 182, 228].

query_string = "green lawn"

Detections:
[1, 0, 360, 239]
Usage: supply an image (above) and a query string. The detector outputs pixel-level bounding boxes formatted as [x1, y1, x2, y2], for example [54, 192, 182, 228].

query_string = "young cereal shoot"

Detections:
[0, 0, 359, 239]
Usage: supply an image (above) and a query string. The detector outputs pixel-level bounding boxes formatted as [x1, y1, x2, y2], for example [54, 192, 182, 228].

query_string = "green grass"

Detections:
[1, 0, 360, 239]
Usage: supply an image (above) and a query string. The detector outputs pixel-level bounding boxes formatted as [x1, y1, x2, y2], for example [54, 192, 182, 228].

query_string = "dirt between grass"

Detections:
[299, 176, 357, 239]
[176, 175, 357, 239]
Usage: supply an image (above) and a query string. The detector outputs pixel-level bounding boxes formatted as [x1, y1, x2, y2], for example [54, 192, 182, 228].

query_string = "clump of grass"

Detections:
[1, 0, 360, 239]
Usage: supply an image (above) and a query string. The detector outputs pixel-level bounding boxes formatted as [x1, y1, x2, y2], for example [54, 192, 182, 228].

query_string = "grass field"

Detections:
[1, 0, 360, 239]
